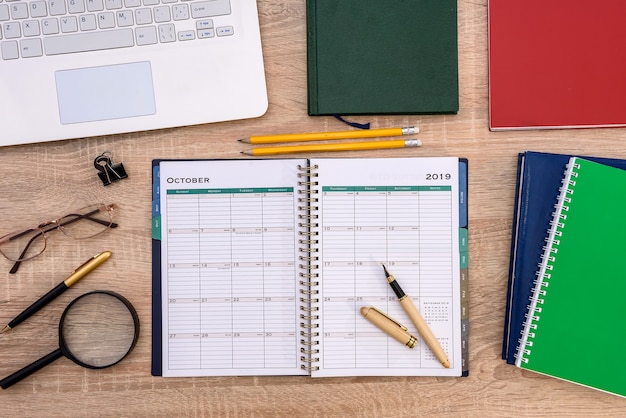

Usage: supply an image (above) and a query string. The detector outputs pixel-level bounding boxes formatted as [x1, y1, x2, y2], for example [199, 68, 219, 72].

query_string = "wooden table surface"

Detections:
[1, 0, 625, 416]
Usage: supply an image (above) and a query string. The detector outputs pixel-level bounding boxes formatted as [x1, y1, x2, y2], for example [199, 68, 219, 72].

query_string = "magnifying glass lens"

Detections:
[60, 292, 137, 368]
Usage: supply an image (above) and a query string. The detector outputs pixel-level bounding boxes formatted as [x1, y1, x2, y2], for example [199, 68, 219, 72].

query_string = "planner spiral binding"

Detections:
[297, 164, 321, 371]
[516, 162, 578, 364]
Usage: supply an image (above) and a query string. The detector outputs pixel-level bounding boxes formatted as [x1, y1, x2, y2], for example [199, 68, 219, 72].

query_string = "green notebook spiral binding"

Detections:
[516, 157, 626, 397]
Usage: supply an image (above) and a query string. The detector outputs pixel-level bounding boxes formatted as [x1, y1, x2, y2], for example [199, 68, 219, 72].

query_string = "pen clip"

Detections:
[69, 251, 109, 275]
[370, 307, 408, 331]
[72, 254, 100, 273]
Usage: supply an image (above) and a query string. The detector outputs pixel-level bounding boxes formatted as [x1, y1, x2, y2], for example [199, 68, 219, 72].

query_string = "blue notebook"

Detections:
[503, 151, 626, 364]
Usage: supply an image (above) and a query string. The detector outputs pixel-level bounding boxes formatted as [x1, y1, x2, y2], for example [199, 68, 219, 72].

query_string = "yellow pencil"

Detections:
[241, 139, 422, 156]
[239, 126, 418, 144]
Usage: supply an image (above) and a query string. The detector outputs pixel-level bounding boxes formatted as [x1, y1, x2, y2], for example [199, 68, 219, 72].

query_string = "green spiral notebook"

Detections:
[516, 157, 626, 397]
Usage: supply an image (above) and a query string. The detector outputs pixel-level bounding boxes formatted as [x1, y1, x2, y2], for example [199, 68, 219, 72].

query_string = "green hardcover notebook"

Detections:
[306, 0, 458, 116]
[515, 157, 626, 397]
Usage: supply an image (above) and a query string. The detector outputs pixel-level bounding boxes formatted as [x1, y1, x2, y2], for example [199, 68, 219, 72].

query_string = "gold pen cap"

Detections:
[361, 306, 417, 349]
[64, 251, 112, 287]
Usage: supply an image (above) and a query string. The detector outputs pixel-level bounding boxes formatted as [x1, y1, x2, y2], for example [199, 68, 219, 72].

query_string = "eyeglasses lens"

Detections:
[0, 229, 46, 262]
[58, 204, 113, 239]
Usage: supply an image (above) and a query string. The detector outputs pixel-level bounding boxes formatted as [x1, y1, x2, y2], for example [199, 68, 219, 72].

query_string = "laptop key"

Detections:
[60, 16, 78, 32]
[0, 5, 9, 22]
[158, 23, 174, 42]
[135, 25, 156, 45]
[20, 38, 43, 57]
[42, 17, 60, 34]
[2, 22, 20, 38]
[1, 40, 19, 59]
[48, 0, 67, 16]
[10, 3, 28, 19]
[44, 28, 134, 54]
[190, 0, 230, 19]
[29, 2, 49, 18]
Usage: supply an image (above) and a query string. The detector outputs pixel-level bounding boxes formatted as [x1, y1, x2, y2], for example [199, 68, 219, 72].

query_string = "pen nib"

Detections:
[382, 264, 391, 278]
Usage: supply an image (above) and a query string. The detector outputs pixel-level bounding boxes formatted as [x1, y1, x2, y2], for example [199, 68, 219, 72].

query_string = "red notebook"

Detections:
[488, 0, 626, 130]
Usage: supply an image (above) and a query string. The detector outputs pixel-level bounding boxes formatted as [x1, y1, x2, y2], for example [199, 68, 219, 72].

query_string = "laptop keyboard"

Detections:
[0, 0, 233, 60]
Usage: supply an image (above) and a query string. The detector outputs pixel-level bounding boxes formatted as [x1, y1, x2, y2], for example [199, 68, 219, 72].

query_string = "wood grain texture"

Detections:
[1, 0, 625, 415]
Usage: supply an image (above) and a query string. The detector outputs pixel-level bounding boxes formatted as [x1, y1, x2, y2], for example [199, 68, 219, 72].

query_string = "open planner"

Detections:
[151, 157, 468, 377]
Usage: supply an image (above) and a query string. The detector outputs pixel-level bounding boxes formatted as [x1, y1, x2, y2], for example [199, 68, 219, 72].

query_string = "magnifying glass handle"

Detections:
[0, 348, 63, 389]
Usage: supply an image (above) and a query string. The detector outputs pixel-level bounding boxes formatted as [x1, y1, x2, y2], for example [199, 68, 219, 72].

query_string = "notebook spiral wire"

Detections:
[297, 164, 320, 371]
[516, 163, 579, 363]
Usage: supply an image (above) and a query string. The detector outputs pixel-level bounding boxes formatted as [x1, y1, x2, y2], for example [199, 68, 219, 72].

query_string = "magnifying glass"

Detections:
[0, 290, 140, 389]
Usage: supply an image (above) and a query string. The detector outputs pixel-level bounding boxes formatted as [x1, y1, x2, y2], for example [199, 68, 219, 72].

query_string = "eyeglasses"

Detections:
[0, 203, 118, 274]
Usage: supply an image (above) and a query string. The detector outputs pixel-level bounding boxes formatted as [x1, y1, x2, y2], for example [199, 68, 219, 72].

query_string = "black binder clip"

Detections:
[94, 151, 128, 186]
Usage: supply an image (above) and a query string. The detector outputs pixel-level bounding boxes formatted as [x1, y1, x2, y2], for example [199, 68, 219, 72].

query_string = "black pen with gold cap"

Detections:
[1, 251, 111, 333]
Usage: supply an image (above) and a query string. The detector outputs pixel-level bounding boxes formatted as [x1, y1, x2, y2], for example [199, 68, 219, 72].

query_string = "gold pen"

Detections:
[360, 306, 417, 348]
[1, 251, 112, 333]
[382, 264, 451, 368]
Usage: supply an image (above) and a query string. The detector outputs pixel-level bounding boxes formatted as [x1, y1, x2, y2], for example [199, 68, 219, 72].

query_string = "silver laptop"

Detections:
[0, 0, 267, 146]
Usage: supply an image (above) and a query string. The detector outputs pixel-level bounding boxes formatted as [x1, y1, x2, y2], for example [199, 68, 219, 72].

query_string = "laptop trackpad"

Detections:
[55, 61, 156, 125]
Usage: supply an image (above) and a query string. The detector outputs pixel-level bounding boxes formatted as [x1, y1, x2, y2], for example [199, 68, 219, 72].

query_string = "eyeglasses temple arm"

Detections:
[9, 230, 46, 274]
[9, 260, 22, 275]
